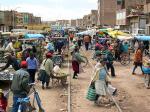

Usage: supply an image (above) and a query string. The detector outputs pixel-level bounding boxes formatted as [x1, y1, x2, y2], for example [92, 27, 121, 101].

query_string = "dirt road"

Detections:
[70, 49, 150, 112]
[2, 49, 150, 112]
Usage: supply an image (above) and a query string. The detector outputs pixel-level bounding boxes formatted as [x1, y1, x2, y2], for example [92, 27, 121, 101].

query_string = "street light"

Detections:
[12, 7, 20, 29]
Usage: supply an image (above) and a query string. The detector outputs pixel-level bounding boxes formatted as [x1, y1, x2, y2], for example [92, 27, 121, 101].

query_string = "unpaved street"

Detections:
[3, 49, 150, 112]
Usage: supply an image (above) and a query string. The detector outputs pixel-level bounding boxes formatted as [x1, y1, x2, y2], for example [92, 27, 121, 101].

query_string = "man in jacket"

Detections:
[83, 35, 91, 51]
[11, 61, 30, 112]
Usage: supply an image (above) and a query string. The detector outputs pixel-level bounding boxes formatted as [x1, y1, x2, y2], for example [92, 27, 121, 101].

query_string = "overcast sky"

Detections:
[0, 0, 97, 21]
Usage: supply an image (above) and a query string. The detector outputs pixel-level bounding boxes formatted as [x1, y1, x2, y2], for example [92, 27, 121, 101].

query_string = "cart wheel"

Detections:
[144, 74, 150, 89]
[120, 54, 130, 66]
[61, 77, 67, 86]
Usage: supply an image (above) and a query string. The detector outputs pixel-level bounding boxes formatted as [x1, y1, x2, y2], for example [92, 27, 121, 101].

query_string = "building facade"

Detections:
[0, 10, 14, 31]
[98, 0, 117, 26]
[69, 19, 76, 27]
[91, 10, 98, 27]
[144, 0, 150, 34]
[76, 19, 84, 28]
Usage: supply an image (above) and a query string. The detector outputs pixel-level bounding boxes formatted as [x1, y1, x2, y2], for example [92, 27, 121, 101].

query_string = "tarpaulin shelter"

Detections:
[76, 29, 96, 36]
[108, 30, 133, 40]
[24, 34, 44, 39]
[135, 36, 150, 41]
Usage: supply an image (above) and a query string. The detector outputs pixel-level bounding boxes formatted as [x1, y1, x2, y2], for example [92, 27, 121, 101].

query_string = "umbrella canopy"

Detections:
[135, 36, 150, 41]
[76, 29, 96, 36]
[109, 30, 131, 38]
[117, 35, 133, 40]
[24, 34, 44, 39]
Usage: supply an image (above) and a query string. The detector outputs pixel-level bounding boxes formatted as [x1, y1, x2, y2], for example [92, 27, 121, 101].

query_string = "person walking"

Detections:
[83, 35, 91, 51]
[72, 48, 85, 79]
[106, 50, 116, 77]
[91, 60, 111, 105]
[11, 61, 30, 112]
[38, 53, 53, 89]
[132, 47, 144, 75]
[26, 52, 38, 83]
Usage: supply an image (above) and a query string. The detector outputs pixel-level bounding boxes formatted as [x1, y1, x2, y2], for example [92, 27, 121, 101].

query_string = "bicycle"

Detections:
[143, 49, 150, 57]
[17, 83, 45, 112]
[52, 54, 63, 67]
[120, 52, 130, 66]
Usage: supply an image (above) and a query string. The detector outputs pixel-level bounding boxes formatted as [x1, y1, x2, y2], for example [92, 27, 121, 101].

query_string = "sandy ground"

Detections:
[71, 49, 150, 112]
[1, 49, 150, 112]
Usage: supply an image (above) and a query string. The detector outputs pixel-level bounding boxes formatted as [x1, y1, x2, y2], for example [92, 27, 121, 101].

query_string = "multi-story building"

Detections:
[57, 20, 69, 27]
[144, 0, 150, 34]
[69, 19, 76, 27]
[83, 15, 88, 28]
[116, 0, 147, 32]
[34, 17, 41, 24]
[76, 19, 83, 28]
[16, 12, 24, 28]
[22, 13, 29, 25]
[0, 10, 14, 31]
[0, 11, 5, 31]
[98, 0, 117, 27]
[120, 0, 146, 9]
[90, 10, 98, 27]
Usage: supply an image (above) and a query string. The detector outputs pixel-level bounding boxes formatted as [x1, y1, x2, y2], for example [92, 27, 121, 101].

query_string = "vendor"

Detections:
[0, 53, 20, 72]
[5, 39, 16, 54]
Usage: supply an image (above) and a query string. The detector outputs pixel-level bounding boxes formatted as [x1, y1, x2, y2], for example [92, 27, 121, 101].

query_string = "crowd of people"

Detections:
[0, 30, 150, 111]
[69, 32, 150, 105]
[0, 34, 69, 111]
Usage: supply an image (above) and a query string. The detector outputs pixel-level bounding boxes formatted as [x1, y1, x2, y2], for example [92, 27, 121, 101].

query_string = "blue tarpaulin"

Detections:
[24, 34, 45, 39]
[135, 36, 150, 41]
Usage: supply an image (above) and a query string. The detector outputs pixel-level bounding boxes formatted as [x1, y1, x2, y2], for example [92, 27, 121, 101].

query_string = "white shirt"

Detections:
[5, 42, 15, 52]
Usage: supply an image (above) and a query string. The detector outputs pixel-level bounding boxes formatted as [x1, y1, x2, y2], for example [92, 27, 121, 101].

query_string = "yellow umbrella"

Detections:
[109, 30, 130, 38]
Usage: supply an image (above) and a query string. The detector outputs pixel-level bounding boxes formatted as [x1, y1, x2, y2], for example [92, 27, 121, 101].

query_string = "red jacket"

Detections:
[0, 97, 7, 112]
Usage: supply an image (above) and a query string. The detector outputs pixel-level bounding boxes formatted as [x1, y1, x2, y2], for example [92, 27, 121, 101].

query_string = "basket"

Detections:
[142, 66, 150, 74]
[86, 87, 96, 101]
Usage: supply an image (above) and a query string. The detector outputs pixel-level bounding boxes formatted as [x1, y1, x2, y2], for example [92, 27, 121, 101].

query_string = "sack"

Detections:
[107, 84, 117, 95]
[86, 86, 96, 101]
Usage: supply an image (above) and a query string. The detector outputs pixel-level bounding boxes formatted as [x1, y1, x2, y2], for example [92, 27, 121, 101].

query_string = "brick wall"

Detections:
[98, 0, 117, 26]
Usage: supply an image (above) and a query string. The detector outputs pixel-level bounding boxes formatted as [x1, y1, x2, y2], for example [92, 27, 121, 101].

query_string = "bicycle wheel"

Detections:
[52, 56, 63, 65]
[144, 74, 150, 89]
[143, 49, 149, 57]
[35, 93, 45, 112]
[120, 54, 130, 66]
[80, 56, 88, 67]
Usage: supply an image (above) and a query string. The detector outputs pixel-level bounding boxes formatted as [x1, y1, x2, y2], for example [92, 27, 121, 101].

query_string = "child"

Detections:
[0, 89, 7, 112]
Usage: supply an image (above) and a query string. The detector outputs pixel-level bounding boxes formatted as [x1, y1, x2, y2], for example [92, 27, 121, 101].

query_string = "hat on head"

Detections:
[46, 52, 52, 58]
[20, 61, 27, 68]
